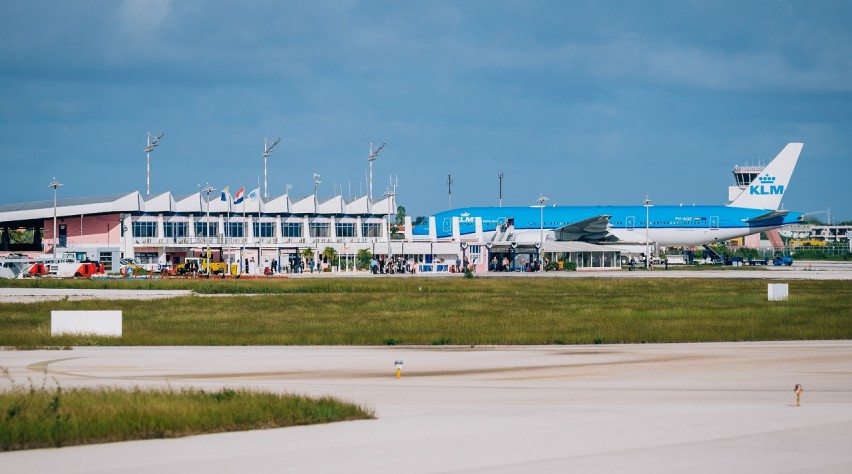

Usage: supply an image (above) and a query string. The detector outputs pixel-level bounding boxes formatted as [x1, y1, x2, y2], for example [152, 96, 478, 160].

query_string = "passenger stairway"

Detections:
[702, 244, 724, 263]
[765, 229, 785, 249]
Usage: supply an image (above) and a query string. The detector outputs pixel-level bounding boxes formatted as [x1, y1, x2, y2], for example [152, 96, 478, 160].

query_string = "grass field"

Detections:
[0, 374, 373, 452]
[1, 276, 849, 452]
[2, 277, 850, 346]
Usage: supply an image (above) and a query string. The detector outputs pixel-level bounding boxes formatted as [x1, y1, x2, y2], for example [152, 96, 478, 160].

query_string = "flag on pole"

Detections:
[220, 186, 230, 202]
[247, 187, 260, 202]
[233, 186, 245, 204]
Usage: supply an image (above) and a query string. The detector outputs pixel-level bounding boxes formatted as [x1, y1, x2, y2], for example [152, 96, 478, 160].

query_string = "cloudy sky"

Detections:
[2, 1, 850, 221]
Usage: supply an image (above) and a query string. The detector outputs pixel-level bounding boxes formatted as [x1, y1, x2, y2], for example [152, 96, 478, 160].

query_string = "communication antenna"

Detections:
[144, 131, 165, 196]
[368, 142, 386, 203]
[262, 137, 281, 199]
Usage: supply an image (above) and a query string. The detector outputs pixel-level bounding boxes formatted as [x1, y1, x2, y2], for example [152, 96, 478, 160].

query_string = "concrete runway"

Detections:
[2, 342, 851, 473]
[2, 266, 850, 472]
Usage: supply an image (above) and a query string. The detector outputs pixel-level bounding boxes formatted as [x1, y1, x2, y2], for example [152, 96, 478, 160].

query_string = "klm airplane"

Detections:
[412, 143, 803, 247]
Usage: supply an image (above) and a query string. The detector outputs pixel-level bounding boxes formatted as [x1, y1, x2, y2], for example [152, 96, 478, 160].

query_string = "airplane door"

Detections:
[442, 218, 452, 234]
[710, 216, 719, 230]
[626, 216, 635, 231]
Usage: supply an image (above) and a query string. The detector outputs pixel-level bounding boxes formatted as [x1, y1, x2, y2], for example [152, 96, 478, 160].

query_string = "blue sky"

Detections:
[2, 1, 850, 222]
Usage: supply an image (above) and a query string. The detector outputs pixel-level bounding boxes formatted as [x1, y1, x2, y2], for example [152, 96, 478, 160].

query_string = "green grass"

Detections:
[1, 278, 850, 346]
[0, 375, 373, 452]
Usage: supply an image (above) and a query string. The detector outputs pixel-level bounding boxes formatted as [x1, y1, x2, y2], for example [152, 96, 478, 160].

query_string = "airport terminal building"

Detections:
[0, 190, 623, 273]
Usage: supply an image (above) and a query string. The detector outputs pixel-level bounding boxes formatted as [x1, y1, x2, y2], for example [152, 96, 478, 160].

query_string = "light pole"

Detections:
[202, 183, 216, 276]
[49, 178, 63, 259]
[537, 194, 549, 271]
[384, 187, 396, 263]
[262, 137, 281, 199]
[644, 194, 652, 269]
[368, 142, 385, 204]
[144, 131, 165, 196]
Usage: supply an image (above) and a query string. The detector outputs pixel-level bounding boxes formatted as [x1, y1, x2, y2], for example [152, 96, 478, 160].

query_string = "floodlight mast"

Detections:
[537, 194, 549, 269]
[144, 131, 165, 196]
[313, 173, 321, 212]
[368, 142, 385, 203]
[644, 195, 652, 269]
[49, 178, 63, 260]
[262, 137, 281, 199]
[202, 184, 216, 276]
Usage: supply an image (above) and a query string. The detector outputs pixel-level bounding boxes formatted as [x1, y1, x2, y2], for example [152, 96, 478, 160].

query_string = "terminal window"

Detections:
[253, 222, 275, 238]
[336, 222, 355, 238]
[309, 222, 330, 238]
[132, 221, 157, 238]
[227, 222, 244, 238]
[164, 222, 187, 238]
[362, 222, 382, 238]
[193, 222, 219, 237]
[281, 222, 302, 238]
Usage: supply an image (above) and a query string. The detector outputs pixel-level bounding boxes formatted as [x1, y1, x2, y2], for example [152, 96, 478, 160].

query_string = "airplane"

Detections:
[411, 143, 804, 247]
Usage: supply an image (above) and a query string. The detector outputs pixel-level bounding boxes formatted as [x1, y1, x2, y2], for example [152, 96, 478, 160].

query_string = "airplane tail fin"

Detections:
[727, 143, 802, 210]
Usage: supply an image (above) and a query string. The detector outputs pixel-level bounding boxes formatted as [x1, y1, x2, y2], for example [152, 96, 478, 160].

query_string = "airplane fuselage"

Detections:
[412, 205, 803, 247]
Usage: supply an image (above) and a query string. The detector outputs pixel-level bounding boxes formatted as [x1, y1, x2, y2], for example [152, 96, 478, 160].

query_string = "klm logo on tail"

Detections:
[727, 143, 802, 210]
[749, 175, 785, 196]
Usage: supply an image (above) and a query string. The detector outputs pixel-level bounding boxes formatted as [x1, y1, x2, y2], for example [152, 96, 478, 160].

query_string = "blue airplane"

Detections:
[412, 143, 803, 247]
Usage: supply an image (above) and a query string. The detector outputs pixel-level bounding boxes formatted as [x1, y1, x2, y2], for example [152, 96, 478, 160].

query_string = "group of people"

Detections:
[370, 257, 417, 274]
[489, 256, 543, 272]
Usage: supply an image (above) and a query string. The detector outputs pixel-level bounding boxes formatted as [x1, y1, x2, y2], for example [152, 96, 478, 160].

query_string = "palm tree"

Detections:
[321, 246, 338, 267]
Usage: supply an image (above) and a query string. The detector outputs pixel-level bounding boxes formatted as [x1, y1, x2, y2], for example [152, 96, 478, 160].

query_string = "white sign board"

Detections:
[768, 284, 789, 301]
[51, 311, 122, 337]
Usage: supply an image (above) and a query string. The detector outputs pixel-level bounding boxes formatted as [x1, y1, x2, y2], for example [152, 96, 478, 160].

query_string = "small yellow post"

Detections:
[394, 360, 403, 379]
[396, 367, 401, 379]
[794, 384, 803, 406]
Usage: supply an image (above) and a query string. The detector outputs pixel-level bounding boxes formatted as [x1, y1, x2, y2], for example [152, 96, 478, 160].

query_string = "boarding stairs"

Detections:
[765, 229, 785, 249]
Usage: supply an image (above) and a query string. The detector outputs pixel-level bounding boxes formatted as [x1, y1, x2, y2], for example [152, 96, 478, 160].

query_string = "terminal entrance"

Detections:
[487, 244, 541, 272]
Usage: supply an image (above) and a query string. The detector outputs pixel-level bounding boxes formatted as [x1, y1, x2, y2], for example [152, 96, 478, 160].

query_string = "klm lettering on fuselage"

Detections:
[749, 175, 784, 195]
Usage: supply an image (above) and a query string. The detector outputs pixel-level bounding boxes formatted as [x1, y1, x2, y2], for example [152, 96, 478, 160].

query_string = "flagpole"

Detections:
[257, 177, 261, 275]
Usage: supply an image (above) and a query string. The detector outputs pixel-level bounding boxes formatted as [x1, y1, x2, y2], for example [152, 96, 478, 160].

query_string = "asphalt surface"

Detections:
[1, 343, 851, 473]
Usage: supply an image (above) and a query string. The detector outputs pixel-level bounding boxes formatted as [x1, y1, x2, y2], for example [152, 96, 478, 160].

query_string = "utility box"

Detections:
[51, 310, 122, 337]
[768, 283, 789, 301]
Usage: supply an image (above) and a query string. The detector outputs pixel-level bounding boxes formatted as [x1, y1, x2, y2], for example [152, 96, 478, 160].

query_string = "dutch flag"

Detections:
[233, 186, 245, 204]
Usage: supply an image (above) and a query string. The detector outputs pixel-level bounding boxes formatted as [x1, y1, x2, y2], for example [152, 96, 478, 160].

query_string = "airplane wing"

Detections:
[745, 210, 789, 224]
[553, 215, 615, 242]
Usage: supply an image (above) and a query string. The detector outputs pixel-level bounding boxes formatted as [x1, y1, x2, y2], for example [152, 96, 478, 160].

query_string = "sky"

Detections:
[1, 0, 851, 222]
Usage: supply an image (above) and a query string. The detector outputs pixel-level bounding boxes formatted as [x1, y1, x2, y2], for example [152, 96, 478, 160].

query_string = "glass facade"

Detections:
[281, 222, 302, 238]
[132, 221, 157, 238]
[309, 222, 330, 237]
[362, 222, 383, 238]
[253, 222, 275, 238]
[194, 222, 219, 237]
[164, 222, 187, 238]
[335, 222, 355, 238]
